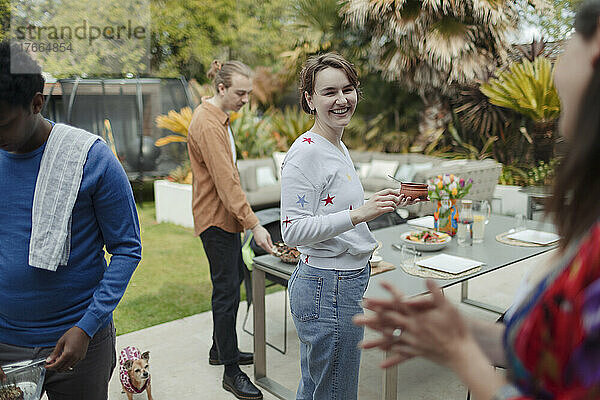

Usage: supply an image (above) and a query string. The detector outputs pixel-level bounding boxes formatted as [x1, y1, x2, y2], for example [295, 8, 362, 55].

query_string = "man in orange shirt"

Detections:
[187, 60, 272, 400]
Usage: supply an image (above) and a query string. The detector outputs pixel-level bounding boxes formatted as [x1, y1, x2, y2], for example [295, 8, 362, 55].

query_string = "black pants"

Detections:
[0, 321, 116, 400]
[200, 226, 244, 365]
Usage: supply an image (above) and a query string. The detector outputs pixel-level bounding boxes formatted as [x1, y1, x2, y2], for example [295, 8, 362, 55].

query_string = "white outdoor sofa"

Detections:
[237, 151, 502, 215]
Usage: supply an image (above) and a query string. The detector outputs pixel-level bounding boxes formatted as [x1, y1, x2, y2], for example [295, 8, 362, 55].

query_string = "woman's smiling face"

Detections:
[305, 67, 358, 132]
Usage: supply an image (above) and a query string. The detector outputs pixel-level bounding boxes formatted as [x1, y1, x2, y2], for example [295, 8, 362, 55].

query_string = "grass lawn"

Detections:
[113, 201, 280, 335]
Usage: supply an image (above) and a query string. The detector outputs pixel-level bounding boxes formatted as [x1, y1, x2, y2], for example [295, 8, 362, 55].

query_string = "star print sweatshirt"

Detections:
[280, 132, 378, 270]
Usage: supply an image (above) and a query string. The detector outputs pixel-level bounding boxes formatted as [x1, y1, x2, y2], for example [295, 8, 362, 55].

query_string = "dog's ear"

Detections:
[124, 359, 134, 371]
[141, 351, 150, 361]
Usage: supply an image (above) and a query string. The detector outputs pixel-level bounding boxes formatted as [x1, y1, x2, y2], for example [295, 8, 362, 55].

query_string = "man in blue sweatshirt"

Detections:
[0, 41, 141, 399]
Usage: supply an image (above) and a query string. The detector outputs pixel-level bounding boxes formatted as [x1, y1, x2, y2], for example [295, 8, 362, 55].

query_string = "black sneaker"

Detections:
[209, 350, 254, 366]
[222, 371, 263, 400]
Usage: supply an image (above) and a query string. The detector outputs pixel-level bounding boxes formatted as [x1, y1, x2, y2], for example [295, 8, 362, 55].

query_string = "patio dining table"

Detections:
[252, 214, 557, 400]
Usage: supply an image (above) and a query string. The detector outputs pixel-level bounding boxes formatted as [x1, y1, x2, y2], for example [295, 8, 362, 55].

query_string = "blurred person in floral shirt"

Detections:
[355, 1, 600, 398]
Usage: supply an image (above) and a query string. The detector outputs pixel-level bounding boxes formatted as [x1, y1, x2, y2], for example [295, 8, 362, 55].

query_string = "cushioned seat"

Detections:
[237, 158, 281, 210]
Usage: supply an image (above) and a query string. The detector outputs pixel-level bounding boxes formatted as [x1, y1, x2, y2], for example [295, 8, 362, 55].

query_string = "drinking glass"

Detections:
[514, 214, 527, 232]
[400, 244, 417, 268]
[456, 221, 471, 246]
[457, 200, 473, 247]
[472, 200, 491, 244]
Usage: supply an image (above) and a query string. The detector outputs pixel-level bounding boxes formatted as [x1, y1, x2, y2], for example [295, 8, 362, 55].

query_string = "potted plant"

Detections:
[153, 107, 194, 227]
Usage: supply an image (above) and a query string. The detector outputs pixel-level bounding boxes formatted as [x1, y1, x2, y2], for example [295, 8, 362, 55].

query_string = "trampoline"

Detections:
[43, 77, 195, 180]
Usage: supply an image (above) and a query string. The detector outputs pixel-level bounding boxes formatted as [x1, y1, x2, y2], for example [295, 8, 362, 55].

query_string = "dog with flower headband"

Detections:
[119, 346, 153, 400]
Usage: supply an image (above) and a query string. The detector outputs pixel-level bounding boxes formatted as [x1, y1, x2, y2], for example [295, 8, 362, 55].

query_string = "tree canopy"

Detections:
[343, 0, 521, 98]
[151, 0, 296, 80]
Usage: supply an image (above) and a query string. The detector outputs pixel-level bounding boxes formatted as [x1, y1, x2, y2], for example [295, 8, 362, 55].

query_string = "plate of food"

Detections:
[0, 358, 46, 400]
[400, 230, 451, 251]
[272, 242, 300, 264]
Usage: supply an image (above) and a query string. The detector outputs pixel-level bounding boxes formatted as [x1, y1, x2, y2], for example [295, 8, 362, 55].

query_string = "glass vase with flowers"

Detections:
[428, 174, 473, 235]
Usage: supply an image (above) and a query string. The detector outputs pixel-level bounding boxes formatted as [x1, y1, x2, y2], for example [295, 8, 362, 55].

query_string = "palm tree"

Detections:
[280, 0, 343, 79]
[452, 82, 527, 165]
[342, 0, 528, 149]
[480, 57, 560, 162]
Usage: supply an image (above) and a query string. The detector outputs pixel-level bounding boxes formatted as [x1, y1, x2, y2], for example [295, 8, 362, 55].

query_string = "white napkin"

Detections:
[417, 254, 484, 274]
[506, 229, 559, 245]
[407, 216, 435, 229]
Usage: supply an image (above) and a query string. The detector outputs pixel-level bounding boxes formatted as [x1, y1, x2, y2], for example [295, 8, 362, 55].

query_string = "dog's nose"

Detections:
[143, 372, 149, 378]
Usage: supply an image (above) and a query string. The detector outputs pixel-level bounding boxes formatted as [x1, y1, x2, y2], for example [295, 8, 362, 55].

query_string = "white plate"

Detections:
[407, 216, 435, 229]
[370, 255, 383, 266]
[417, 254, 484, 274]
[400, 231, 451, 252]
[506, 229, 559, 245]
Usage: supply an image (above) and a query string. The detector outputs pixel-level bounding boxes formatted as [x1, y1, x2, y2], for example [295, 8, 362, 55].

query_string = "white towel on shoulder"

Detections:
[28, 123, 104, 271]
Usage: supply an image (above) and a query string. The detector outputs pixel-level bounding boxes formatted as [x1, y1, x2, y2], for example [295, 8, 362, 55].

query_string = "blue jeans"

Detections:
[288, 260, 370, 400]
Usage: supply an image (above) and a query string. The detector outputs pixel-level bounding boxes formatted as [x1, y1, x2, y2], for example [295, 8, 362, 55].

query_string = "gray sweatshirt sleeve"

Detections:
[280, 163, 354, 247]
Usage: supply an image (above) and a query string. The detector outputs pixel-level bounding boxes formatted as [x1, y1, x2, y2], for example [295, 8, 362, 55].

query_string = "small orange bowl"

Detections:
[400, 182, 429, 200]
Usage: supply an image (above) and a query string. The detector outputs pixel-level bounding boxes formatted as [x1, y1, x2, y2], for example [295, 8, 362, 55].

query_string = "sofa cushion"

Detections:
[272, 151, 287, 180]
[256, 165, 277, 187]
[238, 166, 255, 192]
[394, 164, 415, 182]
[395, 162, 434, 183]
[362, 177, 396, 193]
[237, 158, 278, 192]
[245, 184, 281, 209]
[366, 159, 399, 180]
[355, 162, 371, 180]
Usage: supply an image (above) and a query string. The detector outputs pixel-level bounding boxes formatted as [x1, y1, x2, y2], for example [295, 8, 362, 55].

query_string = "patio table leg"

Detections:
[253, 267, 267, 379]
[460, 281, 504, 315]
[383, 351, 398, 400]
[252, 267, 295, 399]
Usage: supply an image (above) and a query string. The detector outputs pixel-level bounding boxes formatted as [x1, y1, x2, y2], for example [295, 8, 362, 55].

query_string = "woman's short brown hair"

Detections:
[207, 60, 252, 91]
[299, 52, 360, 114]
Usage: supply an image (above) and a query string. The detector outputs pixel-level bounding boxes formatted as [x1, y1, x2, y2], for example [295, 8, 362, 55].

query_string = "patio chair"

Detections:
[241, 208, 290, 355]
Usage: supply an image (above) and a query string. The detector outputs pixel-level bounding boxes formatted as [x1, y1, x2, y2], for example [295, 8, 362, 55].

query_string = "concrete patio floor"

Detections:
[102, 249, 556, 400]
